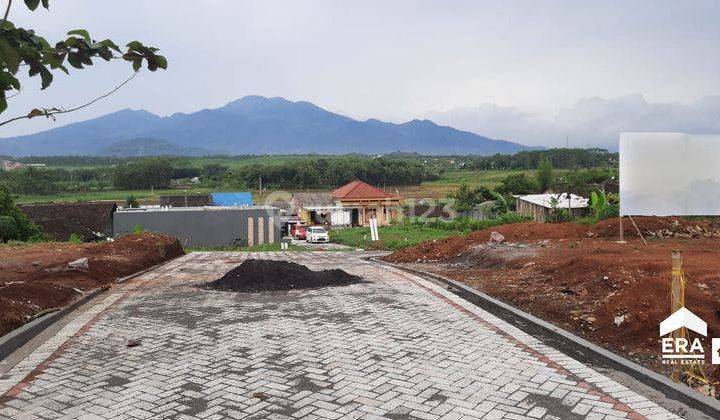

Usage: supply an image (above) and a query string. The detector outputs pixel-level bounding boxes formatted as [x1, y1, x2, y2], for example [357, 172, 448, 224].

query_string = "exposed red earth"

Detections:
[384, 217, 720, 388]
[0, 233, 183, 337]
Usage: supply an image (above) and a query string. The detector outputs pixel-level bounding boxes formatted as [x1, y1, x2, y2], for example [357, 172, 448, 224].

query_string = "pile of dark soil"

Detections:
[204, 259, 362, 292]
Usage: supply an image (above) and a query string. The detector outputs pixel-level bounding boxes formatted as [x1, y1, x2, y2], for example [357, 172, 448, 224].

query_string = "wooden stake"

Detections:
[629, 215, 648, 246]
[618, 216, 626, 243]
[670, 250, 686, 337]
[670, 250, 690, 381]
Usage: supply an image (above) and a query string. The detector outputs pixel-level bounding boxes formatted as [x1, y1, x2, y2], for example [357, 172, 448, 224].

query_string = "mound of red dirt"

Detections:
[428, 238, 720, 380]
[0, 233, 183, 336]
[384, 217, 720, 263]
[384, 216, 720, 386]
[204, 259, 362, 293]
[591, 216, 720, 239]
[385, 221, 589, 263]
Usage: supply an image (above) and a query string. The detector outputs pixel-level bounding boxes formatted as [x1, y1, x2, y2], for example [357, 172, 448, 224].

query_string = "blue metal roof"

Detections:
[211, 192, 254, 206]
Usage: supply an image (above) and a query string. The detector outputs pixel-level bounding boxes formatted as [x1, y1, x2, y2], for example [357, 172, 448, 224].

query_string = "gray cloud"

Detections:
[426, 95, 720, 150]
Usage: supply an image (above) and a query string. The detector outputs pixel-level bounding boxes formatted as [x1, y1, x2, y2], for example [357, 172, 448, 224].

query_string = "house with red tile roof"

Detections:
[331, 180, 402, 227]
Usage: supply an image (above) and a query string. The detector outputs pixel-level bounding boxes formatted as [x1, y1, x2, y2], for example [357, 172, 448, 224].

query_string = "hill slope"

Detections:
[0, 96, 533, 156]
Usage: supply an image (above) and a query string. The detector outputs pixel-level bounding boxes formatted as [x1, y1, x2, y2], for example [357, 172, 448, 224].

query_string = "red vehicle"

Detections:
[290, 223, 307, 240]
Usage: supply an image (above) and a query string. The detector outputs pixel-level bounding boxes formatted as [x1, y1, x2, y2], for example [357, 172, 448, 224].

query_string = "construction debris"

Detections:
[68, 258, 89, 270]
[489, 231, 505, 244]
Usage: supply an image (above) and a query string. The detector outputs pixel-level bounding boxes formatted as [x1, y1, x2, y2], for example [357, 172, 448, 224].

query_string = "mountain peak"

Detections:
[0, 96, 532, 156]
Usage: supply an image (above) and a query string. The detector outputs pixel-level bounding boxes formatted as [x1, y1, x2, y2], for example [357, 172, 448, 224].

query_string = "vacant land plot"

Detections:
[384, 217, 720, 391]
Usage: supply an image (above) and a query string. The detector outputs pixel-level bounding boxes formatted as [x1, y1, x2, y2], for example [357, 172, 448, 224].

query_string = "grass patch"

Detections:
[330, 225, 464, 251]
[330, 214, 529, 251]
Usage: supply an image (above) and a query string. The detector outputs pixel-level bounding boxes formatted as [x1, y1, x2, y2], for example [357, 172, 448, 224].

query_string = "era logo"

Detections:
[659, 307, 707, 364]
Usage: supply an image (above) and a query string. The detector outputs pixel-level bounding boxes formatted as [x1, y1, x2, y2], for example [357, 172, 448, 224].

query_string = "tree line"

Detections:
[228, 158, 440, 189]
[470, 148, 617, 170]
[0, 156, 441, 195]
[451, 156, 618, 216]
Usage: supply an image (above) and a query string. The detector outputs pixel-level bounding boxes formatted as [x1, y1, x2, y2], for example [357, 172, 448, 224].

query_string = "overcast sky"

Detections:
[2, 0, 719, 148]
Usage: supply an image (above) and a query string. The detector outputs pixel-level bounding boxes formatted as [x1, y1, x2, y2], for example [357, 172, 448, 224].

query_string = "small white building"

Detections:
[516, 193, 589, 222]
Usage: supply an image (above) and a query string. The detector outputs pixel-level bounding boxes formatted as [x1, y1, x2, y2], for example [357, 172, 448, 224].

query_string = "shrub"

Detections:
[496, 173, 538, 195]
[0, 216, 18, 241]
[535, 156, 554, 191]
[68, 233, 83, 243]
[132, 224, 145, 234]
[0, 186, 43, 241]
[126, 195, 139, 208]
[403, 213, 528, 232]
[590, 190, 620, 221]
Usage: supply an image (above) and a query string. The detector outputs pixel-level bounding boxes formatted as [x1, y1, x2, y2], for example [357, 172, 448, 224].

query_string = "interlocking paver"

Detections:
[0, 251, 682, 419]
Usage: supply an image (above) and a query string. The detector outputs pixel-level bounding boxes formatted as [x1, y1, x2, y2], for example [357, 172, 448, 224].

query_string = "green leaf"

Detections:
[0, 96, 7, 114]
[79, 52, 93, 66]
[154, 55, 167, 70]
[33, 35, 53, 52]
[132, 58, 141, 72]
[67, 52, 83, 69]
[24, 0, 41, 10]
[67, 29, 91, 42]
[0, 71, 21, 90]
[98, 39, 121, 53]
[126, 41, 144, 51]
[39, 66, 53, 89]
[41, 0, 49, 8]
[0, 37, 21, 74]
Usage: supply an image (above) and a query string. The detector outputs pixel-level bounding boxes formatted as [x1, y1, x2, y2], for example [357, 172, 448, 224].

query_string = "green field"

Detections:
[330, 225, 465, 251]
[14, 188, 213, 204]
[13, 168, 537, 204]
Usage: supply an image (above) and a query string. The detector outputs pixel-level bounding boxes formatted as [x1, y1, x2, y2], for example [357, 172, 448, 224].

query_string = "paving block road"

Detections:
[0, 252, 687, 419]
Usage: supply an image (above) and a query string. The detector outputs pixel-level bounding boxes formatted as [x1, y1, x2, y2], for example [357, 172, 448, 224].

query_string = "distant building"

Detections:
[1, 160, 25, 170]
[331, 181, 402, 227]
[113, 206, 280, 247]
[291, 192, 348, 226]
[159, 194, 212, 207]
[210, 192, 254, 206]
[19, 202, 117, 241]
[516, 193, 589, 223]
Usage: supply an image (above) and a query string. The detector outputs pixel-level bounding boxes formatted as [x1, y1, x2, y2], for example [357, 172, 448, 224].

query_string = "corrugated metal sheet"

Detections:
[211, 192, 254, 206]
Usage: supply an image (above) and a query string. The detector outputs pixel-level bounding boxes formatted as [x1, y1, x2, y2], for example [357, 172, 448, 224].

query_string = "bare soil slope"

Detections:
[384, 217, 720, 385]
[0, 233, 183, 336]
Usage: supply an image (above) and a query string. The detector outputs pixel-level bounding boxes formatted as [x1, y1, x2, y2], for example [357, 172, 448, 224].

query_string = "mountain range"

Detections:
[0, 96, 533, 156]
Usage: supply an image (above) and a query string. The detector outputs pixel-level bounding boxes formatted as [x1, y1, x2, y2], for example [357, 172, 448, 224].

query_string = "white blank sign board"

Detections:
[620, 133, 720, 216]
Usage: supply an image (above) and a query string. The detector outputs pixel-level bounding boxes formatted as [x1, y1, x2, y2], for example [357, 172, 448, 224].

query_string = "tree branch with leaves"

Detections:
[0, 0, 166, 125]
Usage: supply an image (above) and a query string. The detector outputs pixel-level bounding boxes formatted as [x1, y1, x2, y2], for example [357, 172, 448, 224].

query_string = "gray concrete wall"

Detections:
[113, 207, 281, 247]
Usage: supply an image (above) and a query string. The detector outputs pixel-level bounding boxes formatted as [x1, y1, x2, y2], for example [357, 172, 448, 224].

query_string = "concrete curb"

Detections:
[375, 258, 720, 418]
[0, 288, 105, 362]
